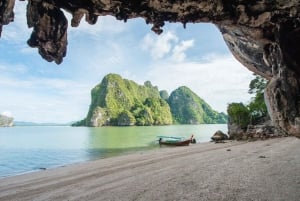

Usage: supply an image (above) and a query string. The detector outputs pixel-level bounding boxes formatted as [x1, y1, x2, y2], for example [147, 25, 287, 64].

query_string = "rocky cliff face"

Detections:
[0, 114, 13, 127]
[74, 74, 225, 126]
[1, 1, 300, 136]
[75, 73, 173, 126]
[169, 86, 227, 124]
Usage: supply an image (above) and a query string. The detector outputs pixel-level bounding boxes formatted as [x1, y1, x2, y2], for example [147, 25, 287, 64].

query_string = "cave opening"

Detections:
[0, 1, 255, 126]
[1, 0, 300, 137]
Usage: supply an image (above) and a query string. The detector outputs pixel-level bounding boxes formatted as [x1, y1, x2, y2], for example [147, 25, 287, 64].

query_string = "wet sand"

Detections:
[0, 137, 299, 201]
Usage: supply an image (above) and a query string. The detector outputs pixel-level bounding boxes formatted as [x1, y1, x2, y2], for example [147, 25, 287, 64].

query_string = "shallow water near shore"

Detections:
[0, 124, 227, 177]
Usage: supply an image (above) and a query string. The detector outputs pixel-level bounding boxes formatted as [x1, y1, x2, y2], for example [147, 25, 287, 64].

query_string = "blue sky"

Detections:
[0, 2, 254, 123]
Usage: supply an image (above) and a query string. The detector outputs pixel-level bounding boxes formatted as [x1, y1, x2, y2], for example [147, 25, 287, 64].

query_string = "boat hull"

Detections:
[159, 139, 191, 146]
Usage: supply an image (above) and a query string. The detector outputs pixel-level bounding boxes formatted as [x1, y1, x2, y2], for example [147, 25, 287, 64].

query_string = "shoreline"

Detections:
[0, 124, 228, 178]
[1, 140, 212, 179]
[0, 137, 299, 201]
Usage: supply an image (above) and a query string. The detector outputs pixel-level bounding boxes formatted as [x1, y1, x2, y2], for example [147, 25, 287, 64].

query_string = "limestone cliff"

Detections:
[74, 73, 173, 126]
[0, 114, 13, 127]
[74, 74, 226, 127]
[169, 86, 227, 124]
[1, 1, 300, 136]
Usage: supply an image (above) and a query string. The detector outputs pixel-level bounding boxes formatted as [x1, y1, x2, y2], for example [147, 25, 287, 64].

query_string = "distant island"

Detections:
[73, 74, 227, 127]
[13, 122, 72, 126]
[0, 114, 14, 127]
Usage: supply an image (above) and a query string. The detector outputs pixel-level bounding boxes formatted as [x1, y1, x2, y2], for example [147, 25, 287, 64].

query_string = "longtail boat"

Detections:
[158, 135, 194, 146]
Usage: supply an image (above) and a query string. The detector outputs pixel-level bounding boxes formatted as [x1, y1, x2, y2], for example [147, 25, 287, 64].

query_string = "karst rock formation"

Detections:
[1, 0, 300, 137]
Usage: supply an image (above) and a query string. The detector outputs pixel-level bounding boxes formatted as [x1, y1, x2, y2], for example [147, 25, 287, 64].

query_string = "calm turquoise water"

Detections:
[0, 125, 227, 177]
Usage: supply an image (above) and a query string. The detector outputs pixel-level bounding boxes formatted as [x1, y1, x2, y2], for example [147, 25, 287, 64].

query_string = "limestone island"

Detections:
[73, 74, 227, 127]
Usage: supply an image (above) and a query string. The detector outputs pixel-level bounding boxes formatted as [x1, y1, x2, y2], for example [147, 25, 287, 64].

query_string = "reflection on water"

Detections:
[0, 124, 227, 177]
[86, 127, 159, 160]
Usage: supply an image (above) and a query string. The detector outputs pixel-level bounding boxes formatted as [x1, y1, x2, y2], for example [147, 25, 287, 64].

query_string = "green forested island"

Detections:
[169, 86, 227, 124]
[73, 74, 227, 127]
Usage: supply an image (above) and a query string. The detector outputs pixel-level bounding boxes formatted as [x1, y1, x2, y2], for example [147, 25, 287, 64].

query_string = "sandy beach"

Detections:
[0, 137, 299, 201]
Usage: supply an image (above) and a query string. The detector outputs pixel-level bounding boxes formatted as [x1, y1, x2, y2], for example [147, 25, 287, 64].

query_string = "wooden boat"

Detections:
[158, 135, 194, 146]
[159, 139, 191, 146]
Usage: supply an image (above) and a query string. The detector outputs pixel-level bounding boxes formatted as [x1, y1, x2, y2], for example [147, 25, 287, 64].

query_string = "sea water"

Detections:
[0, 124, 227, 177]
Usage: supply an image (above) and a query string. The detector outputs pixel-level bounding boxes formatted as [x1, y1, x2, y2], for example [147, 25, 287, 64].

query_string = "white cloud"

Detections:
[144, 54, 255, 113]
[0, 73, 92, 123]
[171, 40, 194, 62]
[141, 31, 178, 59]
[141, 31, 195, 63]
[1, 111, 12, 117]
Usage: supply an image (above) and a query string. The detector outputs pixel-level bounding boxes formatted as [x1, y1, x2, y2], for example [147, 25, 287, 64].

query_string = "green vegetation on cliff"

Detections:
[168, 86, 227, 124]
[74, 74, 227, 127]
[75, 74, 172, 126]
[227, 103, 250, 129]
[227, 74, 268, 129]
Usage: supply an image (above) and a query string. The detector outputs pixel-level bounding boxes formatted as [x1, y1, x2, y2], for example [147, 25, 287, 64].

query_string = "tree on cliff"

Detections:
[227, 74, 268, 128]
[248, 75, 268, 124]
[227, 103, 250, 129]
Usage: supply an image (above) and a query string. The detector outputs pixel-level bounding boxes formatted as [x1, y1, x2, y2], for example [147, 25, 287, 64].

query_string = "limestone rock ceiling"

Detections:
[0, 1, 296, 70]
[1, 0, 300, 137]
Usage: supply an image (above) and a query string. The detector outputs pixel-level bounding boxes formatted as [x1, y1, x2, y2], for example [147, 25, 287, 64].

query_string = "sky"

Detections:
[0, 2, 255, 123]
